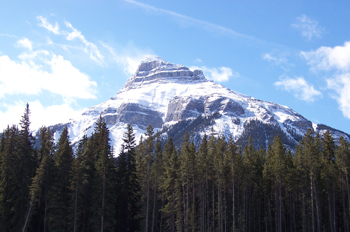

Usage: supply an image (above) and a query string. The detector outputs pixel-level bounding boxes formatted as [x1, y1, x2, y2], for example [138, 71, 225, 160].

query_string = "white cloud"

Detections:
[0, 50, 97, 99]
[37, 16, 60, 35]
[291, 14, 324, 40]
[15, 38, 33, 50]
[327, 73, 350, 118]
[301, 41, 350, 72]
[274, 76, 322, 102]
[190, 66, 238, 82]
[0, 101, 83, 131]
[263, 51, 292, 71]
[302, 41, 350, 118]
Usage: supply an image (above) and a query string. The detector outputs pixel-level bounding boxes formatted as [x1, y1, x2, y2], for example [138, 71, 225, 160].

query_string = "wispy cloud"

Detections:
[274, 76, 322, 102]
[64, 21, 105, 66]
[302, 41, 350, 118]
[37, 16, 60, 35]
[0, 33, 17, 38]
[100, 41, 151, 75]
[291, 14, 324, 40]
[263, 51, 293, 71]
[124, 0, 269, 46]
[15, 38, 33, 50]
[37, 16, 105, 65]
[190, 65, 238, 82]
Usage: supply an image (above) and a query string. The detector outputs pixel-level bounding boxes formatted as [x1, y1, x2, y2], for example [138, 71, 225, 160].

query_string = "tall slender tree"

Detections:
[47, 126, 73, 232]
[116, 124, 141, 231]
[91, 116, 117, 231]
[161, 137, 178, 232]
[13, 104, 37, 232]
[23, 127, 55, 232]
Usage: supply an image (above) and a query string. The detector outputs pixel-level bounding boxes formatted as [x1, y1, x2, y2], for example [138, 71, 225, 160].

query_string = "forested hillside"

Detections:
[1, 105, 350, 232]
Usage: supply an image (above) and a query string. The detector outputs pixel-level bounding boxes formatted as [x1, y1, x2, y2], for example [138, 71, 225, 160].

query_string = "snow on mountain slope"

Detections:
[46, 56, 350, 153]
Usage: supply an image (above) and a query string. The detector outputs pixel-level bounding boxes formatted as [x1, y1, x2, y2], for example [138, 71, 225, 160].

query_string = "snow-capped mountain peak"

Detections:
[140, 55, 168, 64]
[121, 56, 206, 91]
[45, 58, 350, 154]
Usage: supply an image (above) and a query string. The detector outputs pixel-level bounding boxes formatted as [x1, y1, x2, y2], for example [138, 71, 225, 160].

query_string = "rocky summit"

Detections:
[45, 56, 350, 153]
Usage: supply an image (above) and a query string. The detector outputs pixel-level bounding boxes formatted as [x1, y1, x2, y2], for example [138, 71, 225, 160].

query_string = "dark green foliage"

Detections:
[159, 112, 221, 147]
[2, 106, 350, 232]
[90, 116, 117, 231]
[0, 126, 20, 232]
[47, 126, 73, 232]
[16, 104, 37, 232]
[24, 126, 55, 232]
[161, 137, 178, 232]
[0, 104, 38, 232]
[116, 124, 141, 232]
[238, 119, 299, 150]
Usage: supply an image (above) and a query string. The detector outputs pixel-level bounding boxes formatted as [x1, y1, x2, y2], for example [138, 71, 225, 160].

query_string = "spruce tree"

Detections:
[197, 134, 208, 232]
[116, 124, 141, 231]
[23, 127, 55, 232]
[224, 135, 240, 232]
[14, 104, 37, 232]
[270, 135, 287, 232]
[71, 135, 97, 232]
[336, 136, 350, 231]
[179, 132, 197, 232]
[161, 137, 177, 232]
[322, 130, 337, 232]
[47, 126, 73, 231]
[150, 132, 163, 232]
[0, 126, 20, 232]
[138, 125, 155, 231]
[90, 116, 116, 231]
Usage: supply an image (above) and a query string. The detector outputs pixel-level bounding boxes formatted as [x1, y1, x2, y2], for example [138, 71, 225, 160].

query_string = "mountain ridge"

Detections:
[42, 56, 350, 152]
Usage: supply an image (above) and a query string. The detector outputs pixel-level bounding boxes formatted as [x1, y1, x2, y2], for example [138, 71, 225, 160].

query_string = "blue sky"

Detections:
[1, 0, 350, 134]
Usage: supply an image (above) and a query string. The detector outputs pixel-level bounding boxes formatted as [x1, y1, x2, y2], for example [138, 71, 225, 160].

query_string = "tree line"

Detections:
[1, 105, 350, 232]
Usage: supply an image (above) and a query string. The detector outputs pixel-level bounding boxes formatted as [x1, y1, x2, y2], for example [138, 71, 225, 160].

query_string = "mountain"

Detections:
[45, 56, 350, 152]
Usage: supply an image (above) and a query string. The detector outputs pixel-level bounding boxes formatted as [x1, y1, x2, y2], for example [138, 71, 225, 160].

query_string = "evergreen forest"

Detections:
[2, 105, 350, 232]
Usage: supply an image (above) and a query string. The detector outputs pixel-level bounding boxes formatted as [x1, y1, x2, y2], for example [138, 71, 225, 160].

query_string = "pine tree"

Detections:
[295, 129, 322, 232]
[161, 137, 178, 232]
[197, 134, 208, 232]
[179, 132, 197, 232]
[90, 116, 117, 231]
[151, 132, 164, 232]
[47, 126, 73, 231]
[13, 104, 37, 232]
[116, 124, 141, 231]
[0, 126, 20, 232]
[336, 136, 350, 231]
[144, 125, 154, 231]
[72, 135, 97, 232]
[270, 135, 287, 232]
[70, 135, 88, 232]
[224, 135, 240, 232]
[214, 136, 226, 232]
[322, 130, 337, 232]
[23, 126, 55, 232]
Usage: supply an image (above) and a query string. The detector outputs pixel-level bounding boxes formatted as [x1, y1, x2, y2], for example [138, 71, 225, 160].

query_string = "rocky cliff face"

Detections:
[43, 55, 350, 153]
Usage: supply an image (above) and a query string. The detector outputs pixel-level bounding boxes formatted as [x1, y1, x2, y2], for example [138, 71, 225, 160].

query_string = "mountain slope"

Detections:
[46, 56, 350, 152]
